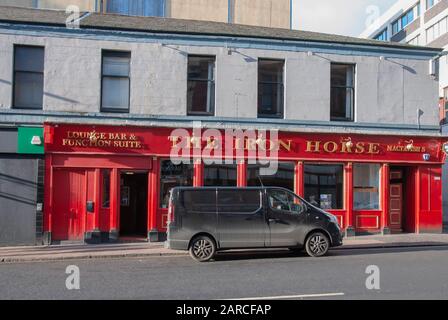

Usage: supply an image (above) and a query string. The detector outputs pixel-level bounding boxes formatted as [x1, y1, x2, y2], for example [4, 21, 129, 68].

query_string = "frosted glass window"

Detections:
[354, 164, 380, 210]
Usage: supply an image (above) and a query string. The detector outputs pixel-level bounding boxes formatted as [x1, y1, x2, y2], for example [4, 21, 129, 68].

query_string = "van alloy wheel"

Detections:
[305, 232, 330, 257]
[189, 236, 216, 262]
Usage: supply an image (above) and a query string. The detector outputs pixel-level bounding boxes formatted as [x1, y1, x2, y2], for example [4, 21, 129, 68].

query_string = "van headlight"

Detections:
[327, 213, 338, 224]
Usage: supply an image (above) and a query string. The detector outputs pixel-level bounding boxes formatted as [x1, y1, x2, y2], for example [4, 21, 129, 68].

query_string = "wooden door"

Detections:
[53, 169, 86, 241]
[389, 183, 403, 232]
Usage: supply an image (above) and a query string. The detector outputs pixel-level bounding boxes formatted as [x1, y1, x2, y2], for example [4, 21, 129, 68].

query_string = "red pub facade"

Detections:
[43, 123, 446, 243]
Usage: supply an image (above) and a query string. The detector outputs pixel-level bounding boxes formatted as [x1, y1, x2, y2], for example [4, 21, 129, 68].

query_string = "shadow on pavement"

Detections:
[212, 245, 448, 262]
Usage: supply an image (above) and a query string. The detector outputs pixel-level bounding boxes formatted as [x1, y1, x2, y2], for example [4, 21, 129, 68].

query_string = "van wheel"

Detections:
[305, 232, 330, 257]
[189, 235, 216, 262]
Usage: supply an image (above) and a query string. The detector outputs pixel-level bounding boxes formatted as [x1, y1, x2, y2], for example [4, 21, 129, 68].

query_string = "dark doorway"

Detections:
[119, 171, 148, 237]
[389, 167, 408, 233]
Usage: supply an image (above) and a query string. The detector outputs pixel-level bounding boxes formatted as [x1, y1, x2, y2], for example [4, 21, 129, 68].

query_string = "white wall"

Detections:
[0, 31, 439, 126]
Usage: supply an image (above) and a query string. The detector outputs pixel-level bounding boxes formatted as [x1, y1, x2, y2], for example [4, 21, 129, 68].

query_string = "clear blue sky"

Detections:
[292, 0, 397, 36]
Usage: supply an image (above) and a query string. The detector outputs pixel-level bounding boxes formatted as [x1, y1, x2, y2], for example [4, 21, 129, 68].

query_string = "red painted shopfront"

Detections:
[43, 123, 446, 243]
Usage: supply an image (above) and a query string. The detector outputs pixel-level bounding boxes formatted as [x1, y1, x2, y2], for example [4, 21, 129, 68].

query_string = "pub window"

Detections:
[13, 45, 45, 109]
[101, 170, 111, 208]
[204, 163, 237, 187]
[247, 162, 295, 191]
[258, 59, 284, 118]
[304, 164, 344, 210]
[101, 50, 131, 113]
[187, 55, 215, 116]
[331, 63, 355, 122]
[160, 160, 194, 208]
[354, 164, 380, 210]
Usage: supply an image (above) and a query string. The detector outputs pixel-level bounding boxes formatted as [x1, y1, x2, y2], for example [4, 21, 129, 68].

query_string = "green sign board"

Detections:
[17, 127, 44, 155]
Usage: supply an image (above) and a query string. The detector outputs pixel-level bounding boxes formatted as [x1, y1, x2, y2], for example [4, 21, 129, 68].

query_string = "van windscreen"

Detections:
[217, 190, 261, 214]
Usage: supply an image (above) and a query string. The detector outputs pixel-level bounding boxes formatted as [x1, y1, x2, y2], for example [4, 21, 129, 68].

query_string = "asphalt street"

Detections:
[1, 246, 448, 300]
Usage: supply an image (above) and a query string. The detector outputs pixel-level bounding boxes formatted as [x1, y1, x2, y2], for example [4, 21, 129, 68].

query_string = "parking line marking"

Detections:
[224, 292, 345, 300]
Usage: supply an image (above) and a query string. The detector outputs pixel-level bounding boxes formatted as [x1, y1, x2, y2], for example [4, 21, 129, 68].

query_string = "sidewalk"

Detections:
[1, 233, 448, 263]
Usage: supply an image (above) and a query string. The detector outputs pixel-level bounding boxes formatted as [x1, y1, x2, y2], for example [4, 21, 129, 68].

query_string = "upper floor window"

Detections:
[104, 0, 165, 17]
[392, 4, 419, 35]
[408, 34, 421, 45]
[374, 28, 388, 41]
[258, 59, 284, 118]
[101, 50, 131, 113]
[13, 45, 44, 109]
[187, 56, 215, 116]
[426, 16, 448, 43]
[427, 0, 440, 10]
[330, 63, 355, 122]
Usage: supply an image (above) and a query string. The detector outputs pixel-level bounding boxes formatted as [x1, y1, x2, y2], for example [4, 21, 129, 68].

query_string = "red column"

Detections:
[194, 159, 203, 187]
[94, 169, 101, 231]
[148, 157, 159, 241]
[109, 168, 119, 239]
[237, 160, 247, 187]
[345, 162, 355, 236]
[415, 167, 421, 234]
[43, 154, 53, 244]
[296, 161, 304, 197]
[381, 164, 391, 234]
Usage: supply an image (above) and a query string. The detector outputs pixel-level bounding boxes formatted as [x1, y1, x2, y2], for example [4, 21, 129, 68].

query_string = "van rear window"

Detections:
[218, 190, 261, 214]
[182, 190, 216, 213]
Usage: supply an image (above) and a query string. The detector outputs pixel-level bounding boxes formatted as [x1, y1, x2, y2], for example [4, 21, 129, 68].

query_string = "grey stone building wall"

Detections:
[0, 129, 43, 246]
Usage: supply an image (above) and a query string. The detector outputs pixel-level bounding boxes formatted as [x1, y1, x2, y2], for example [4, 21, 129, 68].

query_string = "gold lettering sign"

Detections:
[386, 145, 425, 153]
[168, 135, 292, 152]
[62, 131, 143, 149]
[305, 140, 381, 155]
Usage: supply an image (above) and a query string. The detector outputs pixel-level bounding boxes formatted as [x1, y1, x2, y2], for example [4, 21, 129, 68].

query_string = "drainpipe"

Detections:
[290, 0, 293, 30]
[228, 0, 233, 24]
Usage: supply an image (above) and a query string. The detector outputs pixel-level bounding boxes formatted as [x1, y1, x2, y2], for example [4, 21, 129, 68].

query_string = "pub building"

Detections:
[0, 6, 446, 245]
[43, 124, 446, 243]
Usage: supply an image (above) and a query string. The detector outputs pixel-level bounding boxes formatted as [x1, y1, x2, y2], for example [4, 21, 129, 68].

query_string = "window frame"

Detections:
[103, 0, 167, 17]
[257, 58, 285, 119]
[100, 50, 131, 113]
[187, 55, 216, 116]
[374, 28, 388, 41]
[159, 159, 194, 209]
[217, 189, 263, 215]
[330, 63, 356, 122]
[12, 44, 45, 110]
[247, 161, 296, 192]
[267, 188, 307, 215]
[304, 163, 345, 210]
[101, 169, 111, 209]
[203, 162, 238, 187]
[353, 163, 381, 211]
[392, 4, 419, 35]
[427, 0, 439, 10]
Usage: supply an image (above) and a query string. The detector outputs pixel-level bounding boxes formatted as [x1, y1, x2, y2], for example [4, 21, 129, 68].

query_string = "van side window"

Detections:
[268, 190, 305, 215]
[182, 190, 216, 213]
[218, 190, 261, 214]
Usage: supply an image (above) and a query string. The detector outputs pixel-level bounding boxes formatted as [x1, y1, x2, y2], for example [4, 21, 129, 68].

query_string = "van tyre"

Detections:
[305, 232, 330, 257]
[189, 235, 216, 262]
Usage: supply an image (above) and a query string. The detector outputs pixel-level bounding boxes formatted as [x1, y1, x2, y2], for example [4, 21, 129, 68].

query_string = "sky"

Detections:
[292, 0, 398, 36]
